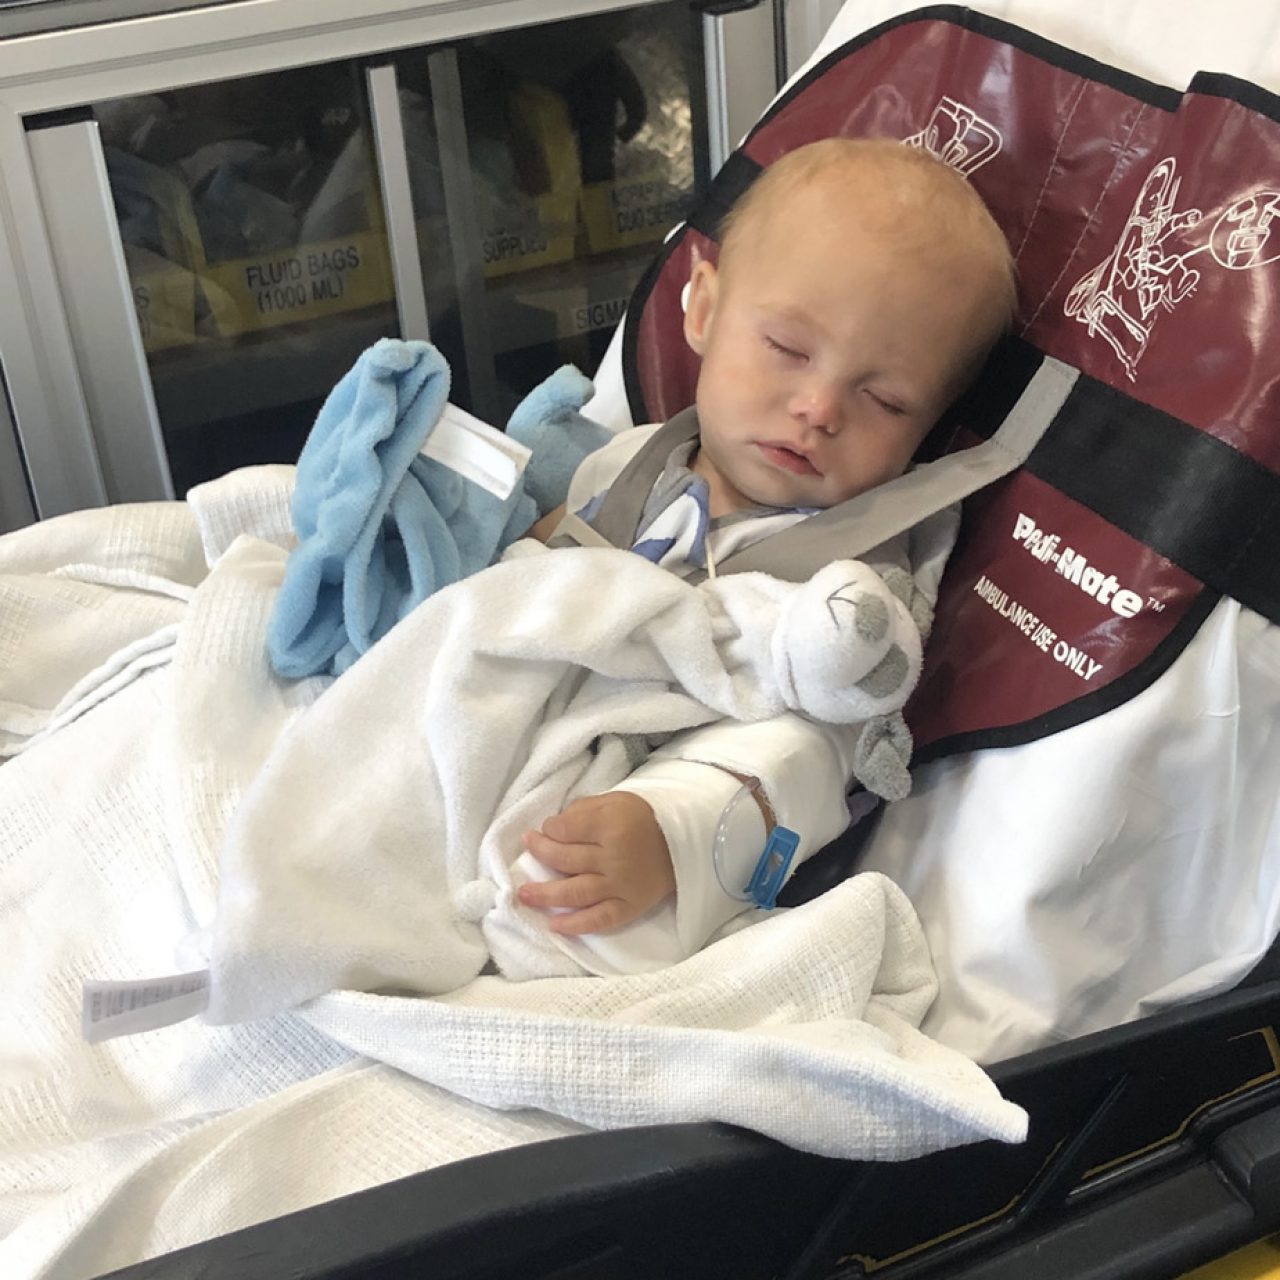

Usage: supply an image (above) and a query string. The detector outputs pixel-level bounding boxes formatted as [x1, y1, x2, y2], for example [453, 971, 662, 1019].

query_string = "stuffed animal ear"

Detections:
[506, 365, 614, 516]
[851, 713, 914, 802]
[769, 560, 921, 726]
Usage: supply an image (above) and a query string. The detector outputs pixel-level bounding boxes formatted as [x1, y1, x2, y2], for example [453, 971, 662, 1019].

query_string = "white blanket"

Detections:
[0, 501, 202, 757]
[0, 472, 1025, 1279]
[204, 524, 924, 1023]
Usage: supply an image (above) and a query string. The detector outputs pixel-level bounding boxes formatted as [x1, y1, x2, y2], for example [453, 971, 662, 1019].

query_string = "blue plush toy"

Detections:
[504, 362, 610, 514]
[267, 339, 613, 679]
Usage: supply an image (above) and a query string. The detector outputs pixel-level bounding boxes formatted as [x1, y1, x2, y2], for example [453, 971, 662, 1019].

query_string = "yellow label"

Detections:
[200, 231, 394, 337]
[125, 244, 197, 353]
[478, 82, 580, 280]
[132, 271, 198, 353]
[580, 175, 688, 254]
[1178, 1237, 1280, 1279]
[479, 202, 577, 278]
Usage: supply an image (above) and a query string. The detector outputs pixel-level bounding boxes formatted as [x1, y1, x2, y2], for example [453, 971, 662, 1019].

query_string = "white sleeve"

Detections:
[636, 716, 860, 938]
[539, 713, 857, 976]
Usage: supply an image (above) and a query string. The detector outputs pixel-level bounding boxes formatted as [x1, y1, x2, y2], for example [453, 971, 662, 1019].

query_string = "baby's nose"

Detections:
[789, 379, 843, 434]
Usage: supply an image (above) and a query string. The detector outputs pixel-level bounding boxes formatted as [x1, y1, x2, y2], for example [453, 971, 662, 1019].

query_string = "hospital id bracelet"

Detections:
[710, 772, 800, 909]
[745, 827, 801, 910]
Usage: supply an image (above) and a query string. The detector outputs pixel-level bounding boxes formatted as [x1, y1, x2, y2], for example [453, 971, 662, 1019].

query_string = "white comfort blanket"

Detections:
[204, 522, 924, 1023]
[0, 471, 1024, 1279]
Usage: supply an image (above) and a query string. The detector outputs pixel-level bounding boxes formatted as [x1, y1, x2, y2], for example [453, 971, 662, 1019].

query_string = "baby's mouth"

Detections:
[757, 442, 820, 477]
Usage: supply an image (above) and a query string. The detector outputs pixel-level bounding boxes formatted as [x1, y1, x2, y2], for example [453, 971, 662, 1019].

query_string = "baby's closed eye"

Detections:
[764, 335, 806, 361]
[864, 389, 907, 416]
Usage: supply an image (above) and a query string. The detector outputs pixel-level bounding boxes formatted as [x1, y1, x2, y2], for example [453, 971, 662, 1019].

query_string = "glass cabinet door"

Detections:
[93, 61, 400, 494]
[395, 1, 709, 423]
[61, 2, 708, 499]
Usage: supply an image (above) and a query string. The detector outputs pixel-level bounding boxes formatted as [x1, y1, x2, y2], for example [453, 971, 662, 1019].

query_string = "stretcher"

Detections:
[85, 1, 1280, 1275]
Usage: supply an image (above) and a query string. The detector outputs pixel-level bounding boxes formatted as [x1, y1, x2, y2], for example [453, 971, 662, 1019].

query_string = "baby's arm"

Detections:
[621, 716, 859, 951]
[518, 757, 779, 934]
[517, 713, 859, 972]
[526, 503, 566, 544]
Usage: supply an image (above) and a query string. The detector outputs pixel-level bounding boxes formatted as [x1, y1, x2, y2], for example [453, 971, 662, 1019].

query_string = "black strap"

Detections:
[616, 343, 1280, 621]
[1023, 377, 1280, 624]
[937, 341, 1280, 625]
[685, 150, 762, 240]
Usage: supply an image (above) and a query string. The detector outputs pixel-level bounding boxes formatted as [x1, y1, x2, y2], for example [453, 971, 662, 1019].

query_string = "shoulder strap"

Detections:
[548, 354, 1072, 574]
[715, 356, 1078, 581]
[548, 406, 700, 549]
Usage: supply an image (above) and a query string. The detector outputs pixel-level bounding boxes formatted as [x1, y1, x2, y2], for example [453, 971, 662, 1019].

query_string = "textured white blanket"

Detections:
[205, 519, 926, 1024]
[0, 473, 1025, 1280]
[0, 502, 202, 757]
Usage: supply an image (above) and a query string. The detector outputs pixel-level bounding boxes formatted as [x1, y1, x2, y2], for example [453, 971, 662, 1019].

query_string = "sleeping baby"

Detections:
[510, 138, 1016, 962]
[210, 137, 1017, 1021]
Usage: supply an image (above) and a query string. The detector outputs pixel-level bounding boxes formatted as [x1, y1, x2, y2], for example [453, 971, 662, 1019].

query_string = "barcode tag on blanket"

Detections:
[421, 403, 531, 500]
[82, 970, 211, 1043]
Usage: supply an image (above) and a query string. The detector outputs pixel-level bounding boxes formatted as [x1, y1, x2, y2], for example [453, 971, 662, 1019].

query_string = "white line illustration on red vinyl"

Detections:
[1065, 156, 1280, 379]
[903, 97, 1003, 177]
[1210, 190, 1280, 270]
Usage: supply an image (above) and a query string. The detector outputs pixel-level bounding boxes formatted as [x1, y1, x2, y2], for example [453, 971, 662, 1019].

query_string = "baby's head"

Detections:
[683, 137, 1017, 515]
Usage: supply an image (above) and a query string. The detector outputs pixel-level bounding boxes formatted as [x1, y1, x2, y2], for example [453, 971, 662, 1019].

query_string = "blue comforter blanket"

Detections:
[267, 340, 609, 677]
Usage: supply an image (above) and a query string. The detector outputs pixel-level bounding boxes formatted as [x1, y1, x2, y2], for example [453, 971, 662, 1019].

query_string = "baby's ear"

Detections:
[682, 259, 719, 355]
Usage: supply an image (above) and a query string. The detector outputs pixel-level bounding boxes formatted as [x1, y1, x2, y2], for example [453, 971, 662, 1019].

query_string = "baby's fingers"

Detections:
[546, 898, 633, 936]
[517, 872, 607, 912]
[522, 828, 596, 874]
[539, 799, 607, 845]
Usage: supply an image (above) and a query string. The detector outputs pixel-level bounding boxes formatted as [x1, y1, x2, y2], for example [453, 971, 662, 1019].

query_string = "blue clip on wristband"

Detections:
[709, 775, 801, 909]
[745, 826, 800, 909]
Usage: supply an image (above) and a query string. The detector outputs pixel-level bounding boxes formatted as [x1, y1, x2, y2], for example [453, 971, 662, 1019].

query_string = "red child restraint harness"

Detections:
[620, 4, 1280, 763]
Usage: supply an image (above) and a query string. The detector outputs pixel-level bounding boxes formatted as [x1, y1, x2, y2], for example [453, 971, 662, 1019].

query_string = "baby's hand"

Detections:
[517, 792, 674, 935]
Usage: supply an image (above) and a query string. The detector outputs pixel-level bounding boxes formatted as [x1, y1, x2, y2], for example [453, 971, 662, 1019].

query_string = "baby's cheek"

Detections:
[866, 441, 916, 486]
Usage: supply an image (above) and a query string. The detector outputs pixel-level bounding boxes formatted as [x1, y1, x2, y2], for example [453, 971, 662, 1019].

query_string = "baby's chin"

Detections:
[738, 471, 872, 512]
[733, 478, 831, 513]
